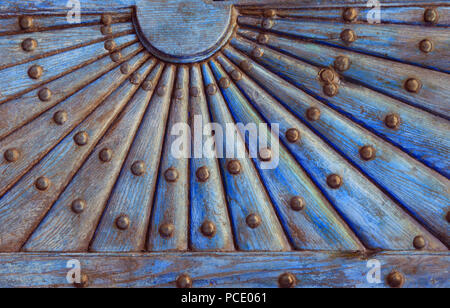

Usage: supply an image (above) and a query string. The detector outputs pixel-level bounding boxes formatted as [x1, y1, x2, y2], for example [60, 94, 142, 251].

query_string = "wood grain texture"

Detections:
[90, 64, 175, 252]
[0, 1, 135, 14]
[22, 59, 158, 252]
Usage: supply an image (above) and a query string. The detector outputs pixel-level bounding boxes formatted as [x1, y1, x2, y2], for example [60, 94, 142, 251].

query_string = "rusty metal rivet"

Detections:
[404, 78, 422, 93]
[246, 213, 262, 228]
[231, 70, 242, 81]
[190, 86, 200, 97]
[196, 166, 210, 182]
[120, 63, 130, 74]
[164, 167, 179, 182]
[319, 68, 336, 83]
[130, 72, 141, 85]
[104, 39, 116, 51]
[413, 235, 426, 250]
[19, 16, 33, 30]
[278, 272, 297, 288]
[99, 148, 113, 162]
[4, 148, 20, 163]
[341, 29, 357, 44]
[101, 14, 113, 25]
[259, 147, 272, 162]
[159, 223, 175, 238]
[424, 8, 439, 24]
[262, 18, 274, 30]
[206, 83, 218, 95]
[306, 107, 321, 121]
[419, 39, 433, 53]
[22, 38, 37, 52]
[110, 51, 122, 63]
[387, 271, 405, 288]
[334, 56, 351, 72]
[359, 145, 376, 161]
[35, 176, 51, 191]
[131, 160, 146, 176]
[74, 274, 89, 288]
[116, 214, 130, 230]
[227, 160, 241, 175]
[219, 77, 231, 89]
[264, 9, 276, 18]
[343, 8, 358, 22]
[201, 220, 216, 237]
[257, 34, 269, 44]
[290, 196, 305, 211]
[323, 83, 339, 97]
[285, 128, 300, 143]
[157, 85, 167, 97]
[28, 65, 43, 79]
[53, 111, 67, 125]
[74, 131, 89, 146]
[142, 80, 153, 91]
[176, 274, 192, 288]
[385, 113, 401, 129]
[71, 199, 86, 214]
[174, 88, 184, 100]
[327, 174, 343, 189]
[101, 25, 112, 35]
[252, 47, 264, 58]
[240, 60, 253, 72]
[38, 88, 52, 102]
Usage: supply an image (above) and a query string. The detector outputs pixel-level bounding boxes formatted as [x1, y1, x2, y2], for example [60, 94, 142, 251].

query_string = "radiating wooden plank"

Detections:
[202, 62, 290, 251]
[146, 66, 190, 251]
[188, 65, 235, 252]
[238, 28, 450, 118]
[0, 22, 133, 69]
[90, 64, 175, 252]
[23, 60, 159, 252]
[0, 38, 140, 140]
[0, 51, 148, 198]
[235, 0, 446, 7]
[209, 58, 364, 251]
[0, 251, 448, 288]
[0, 1, 135, 14]
[0, 54, 150, 252]
[219, 47, 448, 251]
[238, 15, 450, 72]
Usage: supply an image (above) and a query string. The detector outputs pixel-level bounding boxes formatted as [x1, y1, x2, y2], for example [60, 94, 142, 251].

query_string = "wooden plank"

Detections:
[0, 251, 448, 288]
[23, 60, 159, 252]
[0, 51, 147, 198]
[0, 38, 140, 140]
[0, 1, 135, 14]
[234, 0, 450, 8]
[0, 53, 150, 252]
[220, 46, 448, 251]
[209, 58, 364, 251]
[147, 66, 190, 251]
[188, 64, 235, 252]
[237, 15, 450, 72]
[90, 64, 175, 252]
[202, 62, 291, 251]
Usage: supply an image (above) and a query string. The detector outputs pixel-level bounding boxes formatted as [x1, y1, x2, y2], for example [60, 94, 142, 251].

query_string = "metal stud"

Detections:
[419, 39, 433, 53]
[157, 85, 167, 97]
[343, 8, 358, 22]
[385, 113, 401, 129]
[285, 128, 300, 143]
[71, 199, 86, 214]
[319, 68, 337, 83]
[142, 80, 153, 91]
[404, 78, 422, 93]
[74, 274, 89, 288]
[4, 148, 20, 163]
[99, 148, 113, 162]
[164, 167, 179, 182]
[110, 51, 122, 63]
[120, 63, 130, 74]
[240, 60, 252, 72]
[219, 77, 231, 89]
[257, 34, 269, 44]
[101, 14, 113, 25]
[323, 83, 339, 97]
[22, 38, 37, 52]
[174, 88, 184, 100]
[28, 65, 43, 79]
[196, 166, 210, 182]
[53, 111, 68, 125]
[104, 39, 116, 51]
[252, 47, 264, 58]
[38, 88, 52, 102]
[306, 107, 321, 121]
[190, 86, 200, 97]
[176, 274, 192, 288]
[359, 145, 376, 161]
[130, 72, 141, 85]
[227, 160, 241, 175]
[246, 213, 262, 229]
[116, 214, 130, 230]
[131, 161, 146, 176]
[278, 272, 297, 288]
[231, 70, 242, 81]
[19, 16, 33, 30]
[262, 18, 274, 30]
[201, 220, 216, 237]
[259, 147, 272, 162]
[387, 271, 405, 288]
[206, 83, 218, 95]
[35, 176, 51, 191]
[290, 196, 305, 211]
[413, 235, 426, 250]
[264, 9, 276, 18]
[159, 223, 175, 238]
[424, 8, 439, 24]
[74, 131, 89, 146]
[100, 25, 112, 36]
[334, 56, 351, 72]
[341, 29, 357, 44]
[327, 174, 343, 189]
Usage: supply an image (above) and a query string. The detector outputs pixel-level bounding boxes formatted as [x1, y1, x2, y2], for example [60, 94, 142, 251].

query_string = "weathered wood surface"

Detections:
[0, 251, 448, 288]
[0, 1, 135, 14]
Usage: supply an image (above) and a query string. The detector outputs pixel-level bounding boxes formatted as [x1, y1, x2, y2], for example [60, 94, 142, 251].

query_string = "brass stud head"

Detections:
[131, 160, 146, 176]
[327, 174, 343, 189]
[120, 63, 130, 74]
[257, 34, 269, 44]
[74, 274, 89, 288]
[176, 274, 193, 288]
[278, 272, 297, 288]
[306, 107, 321, 121]
[201, 220, 216, 237]
[385, 113, 401, 129]
[130, 72, 141, 85]
[419, 39, 433, 53]
[341, 29, 357, 44]
[286, 128, 300, 143]
[387, 271, 405, 288]
[74, 131, 89, 146]
[259, 147, 272, 162]
[19, 16, 33, 30]
[99, 148, 113, 162]
[110, 51, 122, 63]
[190, 86, 200, 97]
[35, 176, 51, 191]
[142, 80, 153, 91]
[252, 47, 264, 58]
[196, 166, 210, 182]
[116, 214, 130, 230]
[334, 56, 351, 72]
[101, 14, 113, 25]
[231, 70, 242, 81]
[174, 88, 184, 100]
[38, 88, 52, 102]
[164, 167, 179, 182]
[53, 111, 68, 125]
[22, 38, 37, 52]
[28, 65, 43, 79]
[323, 83, 339, 97]
[227, 160, 241, 175]
[290, 196, 305, 211]
[104, 39, 116, 51]
[404, 78, 422, 93]
[4, 148, 20, 163]
[159, 223, 175, 238]
[101, 25, 112, 35]
[319, 68, 337, 83]
[359, 145, 376, 161]
[71, 199, 86, 214]
[424, 8, 439, 24]
[413, 235, 426, 250]
[240, 60, 253, 72]
[264, 9, 276, 18]
[262, 18, 274, 30]
[219, 77, 231, 89]
[206, 83, 218, 95]
[246, 213, 261, 228]
[343, 8, 358, 22]
[157, 85, 167, 97]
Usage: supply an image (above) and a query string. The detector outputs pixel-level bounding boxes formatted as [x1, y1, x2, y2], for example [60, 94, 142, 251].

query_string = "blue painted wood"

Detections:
[147, 65, 190, 251]
[202, 62, 291, 251]
[189, 64, 235, 252]
[0, 52, 150, 252]
[209, 58, 364, 251]
[23, 59, 158, 252]
[0, 1, 135, 14]
[90, 64, 175, 252]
